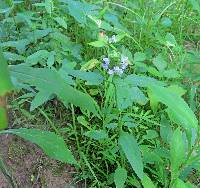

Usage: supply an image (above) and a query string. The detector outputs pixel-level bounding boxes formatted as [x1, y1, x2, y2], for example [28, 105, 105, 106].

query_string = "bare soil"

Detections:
[0, 134, 77, 188]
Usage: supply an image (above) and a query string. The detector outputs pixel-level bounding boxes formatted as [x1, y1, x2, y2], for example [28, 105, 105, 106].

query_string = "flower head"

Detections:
[113, 66, 123, 76]
[102, 63, 109, 70]
[108, 35, 117, 44]
[108, 69, 114, 75]
[103, 57, 110, 64]
[121, 55, 128, 63]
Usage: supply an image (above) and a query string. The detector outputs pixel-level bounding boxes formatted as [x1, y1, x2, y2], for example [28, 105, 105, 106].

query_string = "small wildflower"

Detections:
[121, 62, 128, 70]
[102, 63, 109, 70]
[108, 69, 114, 75]
[121, 55, 128, 63]
[103, 57, 110, 64]
[113, 66, 123, 76]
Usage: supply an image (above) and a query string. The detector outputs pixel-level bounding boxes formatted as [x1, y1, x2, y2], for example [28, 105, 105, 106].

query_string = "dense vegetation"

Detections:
[0, 0, 200, 187]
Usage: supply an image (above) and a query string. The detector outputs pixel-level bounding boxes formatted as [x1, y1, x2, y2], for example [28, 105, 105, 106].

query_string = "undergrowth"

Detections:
[0, 0, 200, 187]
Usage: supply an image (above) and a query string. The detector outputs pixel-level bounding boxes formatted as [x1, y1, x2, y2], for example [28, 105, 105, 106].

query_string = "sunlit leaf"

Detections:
[119, 132, 143, 180]
[0, 128, 77, 164]
[114, 167, 127, 188]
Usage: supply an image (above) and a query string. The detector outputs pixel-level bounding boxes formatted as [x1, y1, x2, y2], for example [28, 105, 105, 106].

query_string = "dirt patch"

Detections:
[0, 134, 78, 188]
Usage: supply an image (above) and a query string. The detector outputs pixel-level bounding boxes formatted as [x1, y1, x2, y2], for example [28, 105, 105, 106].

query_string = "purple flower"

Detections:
[108, 69, 114, 75]
[102, 63, 109, 70]
[121, 55, 128, 63]
[121, 62, 128, 70]
[113, 66, 123, 76]
[103, 57, 110, 64]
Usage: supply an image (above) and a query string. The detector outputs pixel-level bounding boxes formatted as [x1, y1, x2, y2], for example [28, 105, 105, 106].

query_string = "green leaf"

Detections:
[0, 128, 77, 164]
[0, 107, 7, 130]
[54, 17, 68, 29]
[45, 0, 53, 14]
[10, 65, 99, 116]
[165, 33, 177, 47]
[189, 0, 200, 14]
[88, 40, 106, 47]
[63, 0, 99, 24]
[81, 59, 100, 71]
[114, 167, 127, 188]
[163, 69, 180, 78]
[25, 50, 49, 65]
[30, 90, 52, 111]
[114, 78, 148, 110]
[167, 85, 186, 96]
[84, 130, 108, 140]
[134, 52, 146, 62]
[170, 129, 185, 179]
[0, 49, 13, 96]
[149, 85, 198, 130]
[160, 115, 173, 144]
[125, 74, 165, 87]
[153, 54, 167, 71]
[3, 52, 25, 61]
[141, 174, 156, 188]
[161, 17, 172, 27]
[62, 68, 104, 85]
[119, 132, 143, 180]
[172, 178, 191, 188]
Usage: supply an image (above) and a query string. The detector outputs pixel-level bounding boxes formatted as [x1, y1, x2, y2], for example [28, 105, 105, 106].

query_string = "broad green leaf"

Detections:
[9, 65, 99, 116]
[46, 51, 55, 67]
[54, 17, 67, 29]
[172, 178, 192, 188]
[81, 59, 100, 71]
[114, 167, 127, 188]
[0, 49, 13, 96]
[160, 115, 173, 144]
[25, 50, 49, 65]
[119, 132, 143, 180]
[88, 40, 106, 47]
[62, 0, 99, 24]
[153, 54, 167, 71]
[62, 68, 104, 85]
[149, 85, 198, 130]
[28, 28, 52, 42]
[147, 88, 159, 113]
[161, 17, 172, 27]
[167, 85, 186, 96]
[0, 39, 29, 53]
[0, 128, 77, 164]
[170, 129, 185, 179]
[84, 130, 108, 140]
[0, 107, 7, 130]
[165, 33, 177, 47]
[189, 0, 200, 14]
[3, 52, 25, 61]
[30, 90, 52, 111]
[125, 74, 165, 87]
[114, 78, 148, 110]
[163, 69, 180, 78]
[141, 174, 156, 188]
[45, 0, 53, 14]
[134, 52, 146, 62]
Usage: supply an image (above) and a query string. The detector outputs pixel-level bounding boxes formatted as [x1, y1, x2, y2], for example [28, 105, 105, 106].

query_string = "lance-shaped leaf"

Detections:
[0, 128, 77, 164]
[114, 167, 127, 188]
[0, 49, 13, 96]
[119, 132, 143, 180]
[9, 65, 99, 116]
[149, 85, 198, 130]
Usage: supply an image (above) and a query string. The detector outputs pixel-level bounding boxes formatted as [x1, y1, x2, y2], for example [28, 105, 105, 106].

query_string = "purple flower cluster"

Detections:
[101, 55, 129, 76]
